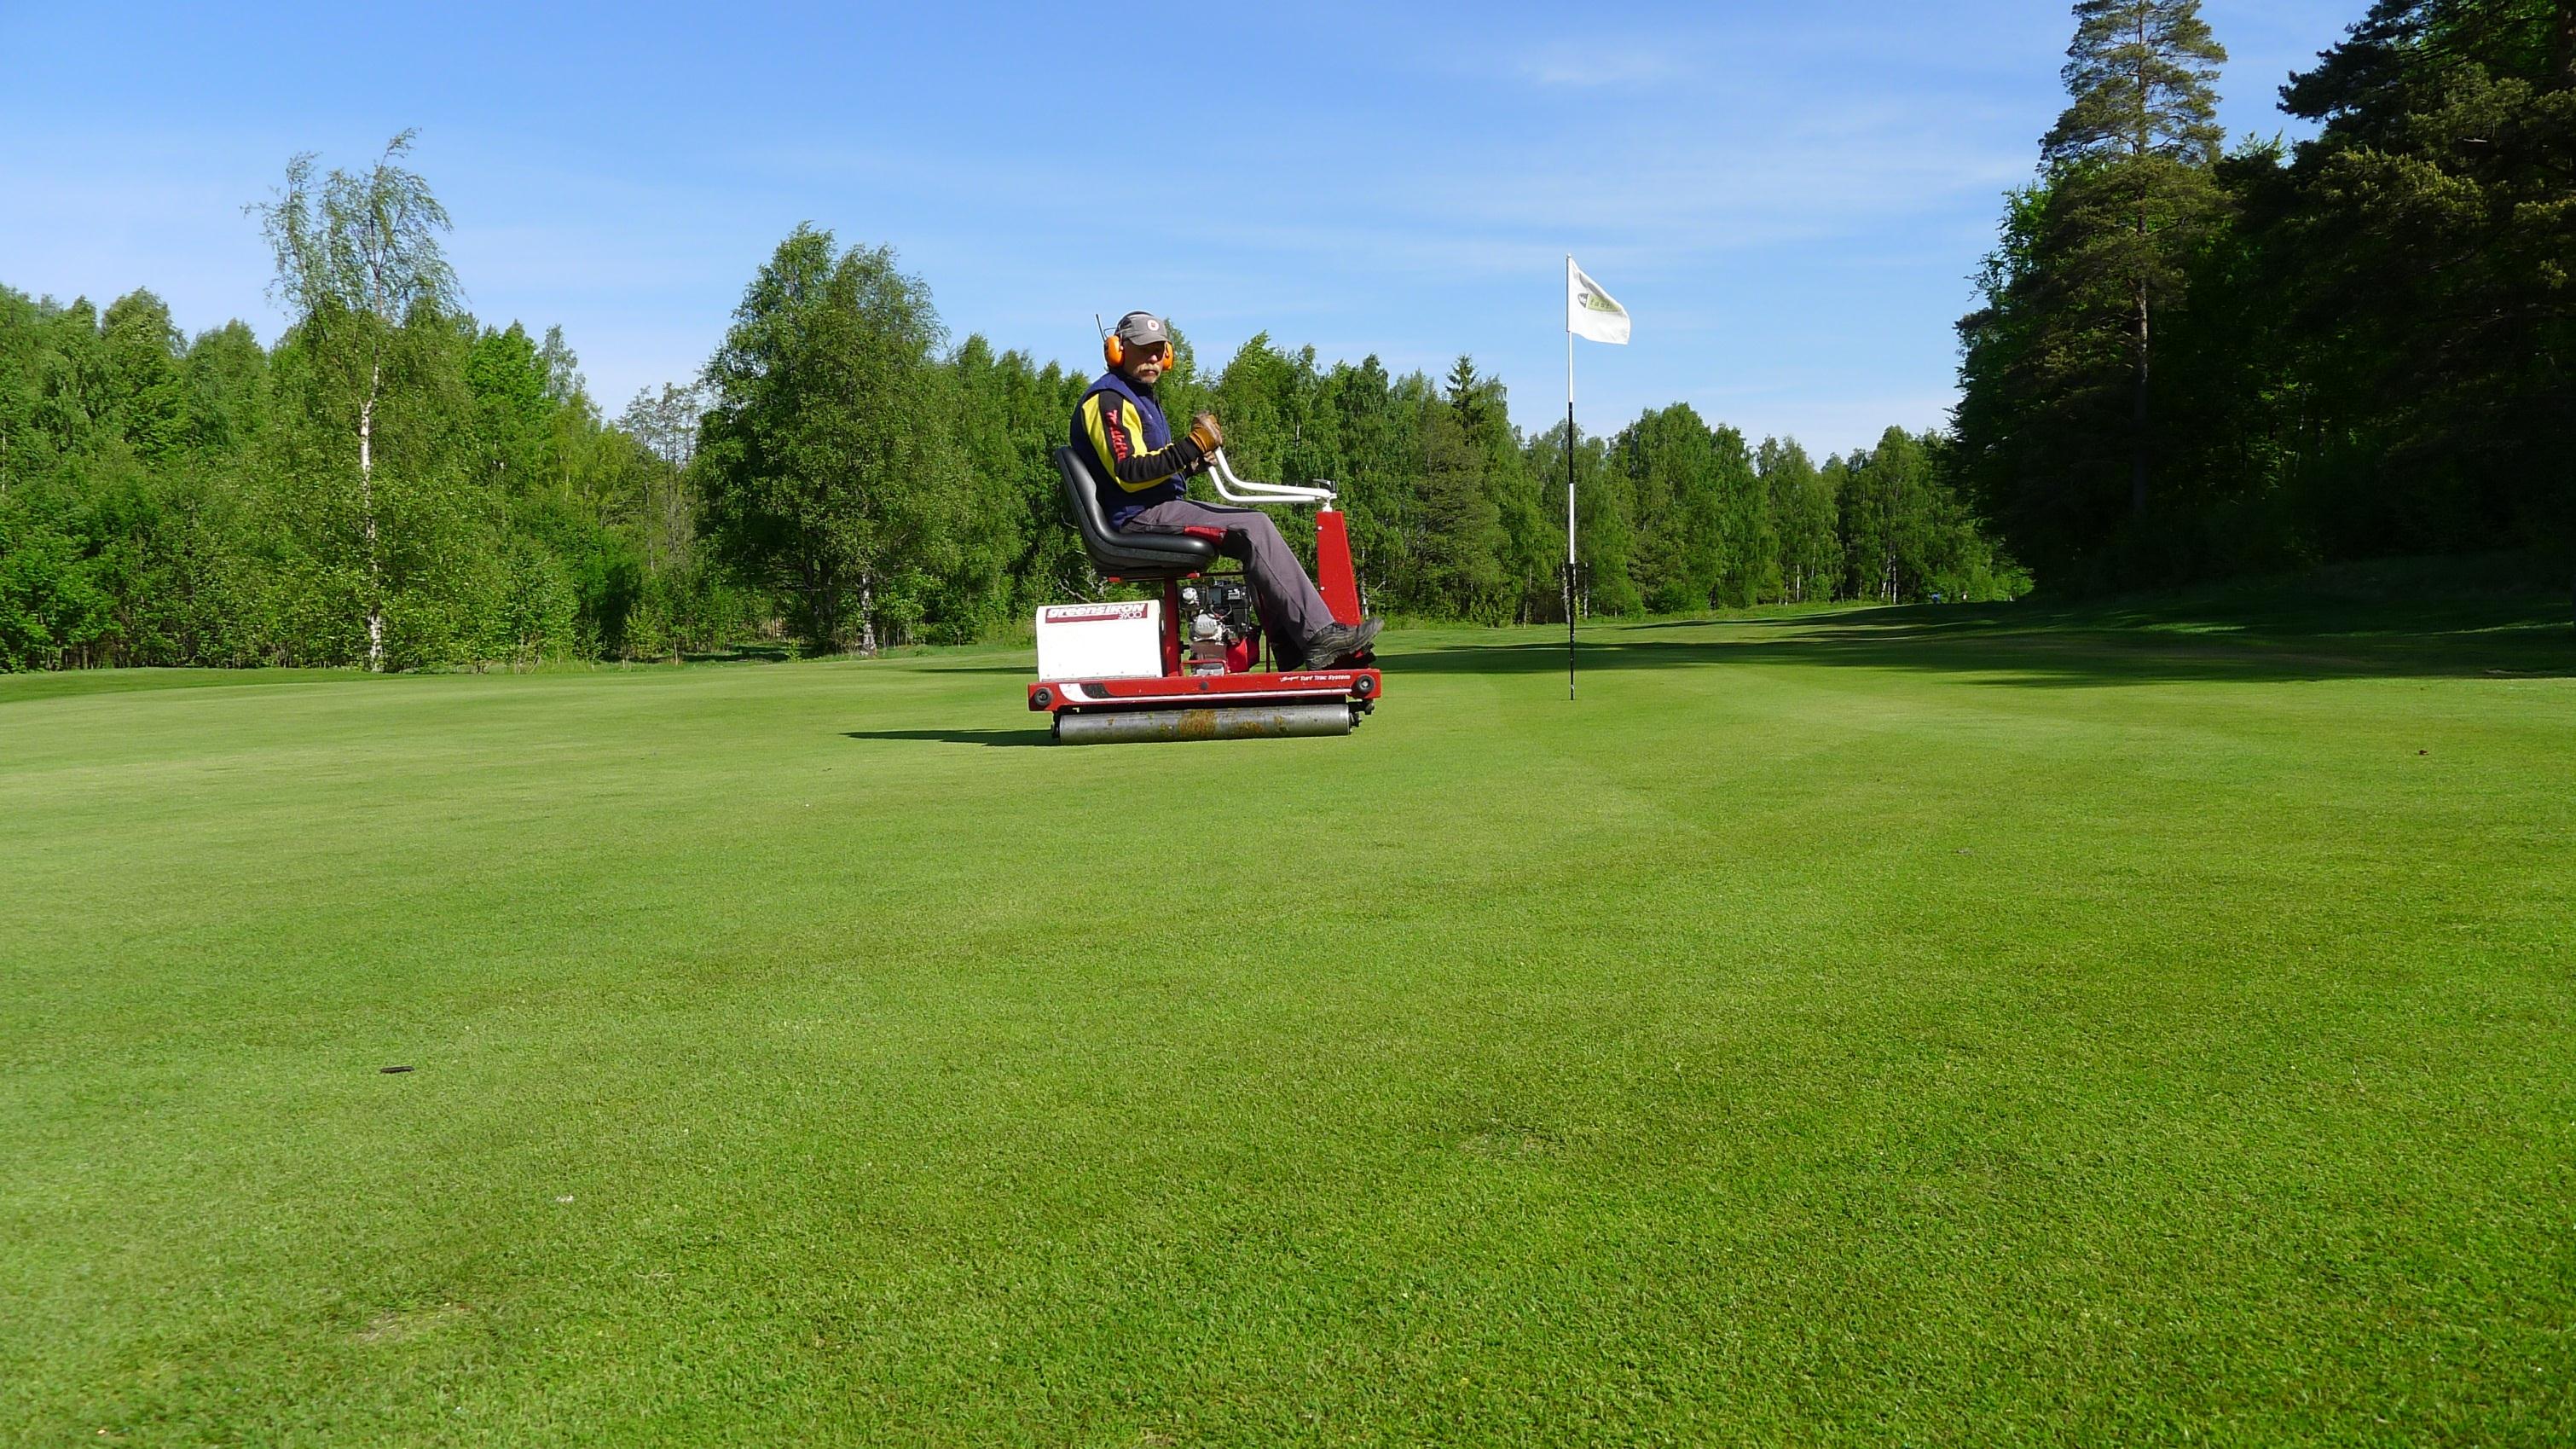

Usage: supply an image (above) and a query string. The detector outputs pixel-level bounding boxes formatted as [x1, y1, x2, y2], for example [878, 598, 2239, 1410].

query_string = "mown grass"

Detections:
[3, 575, 2572, 1446]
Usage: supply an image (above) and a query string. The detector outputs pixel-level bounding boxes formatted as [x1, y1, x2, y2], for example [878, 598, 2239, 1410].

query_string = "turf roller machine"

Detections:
[1030, 446, 1381, 745]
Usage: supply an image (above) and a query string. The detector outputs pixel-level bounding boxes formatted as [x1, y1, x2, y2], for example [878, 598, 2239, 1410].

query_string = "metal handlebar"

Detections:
[1206, 449, 1336, 507]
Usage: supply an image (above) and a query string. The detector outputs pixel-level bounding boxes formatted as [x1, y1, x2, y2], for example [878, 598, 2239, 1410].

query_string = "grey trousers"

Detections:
[1122, 500, 1336, 656]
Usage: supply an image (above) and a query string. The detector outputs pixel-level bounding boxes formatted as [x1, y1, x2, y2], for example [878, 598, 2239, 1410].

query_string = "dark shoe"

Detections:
[1301, 617, 1383, 669]
[1346, 616, 1384, 660]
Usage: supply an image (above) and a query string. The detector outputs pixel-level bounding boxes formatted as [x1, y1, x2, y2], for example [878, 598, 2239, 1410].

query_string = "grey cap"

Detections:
[1114, 311, 1171, 347]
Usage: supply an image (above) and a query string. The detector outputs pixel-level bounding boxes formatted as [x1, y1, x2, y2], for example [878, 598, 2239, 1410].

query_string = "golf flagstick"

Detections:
[1564, 257, 1630, 703]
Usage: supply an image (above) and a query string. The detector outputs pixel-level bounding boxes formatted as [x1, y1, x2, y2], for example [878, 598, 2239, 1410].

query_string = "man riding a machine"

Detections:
[1027, 310, 1386, 745]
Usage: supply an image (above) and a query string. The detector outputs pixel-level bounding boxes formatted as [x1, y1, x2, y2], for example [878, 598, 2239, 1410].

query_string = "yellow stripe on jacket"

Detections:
[1081, 393, 1183, 492]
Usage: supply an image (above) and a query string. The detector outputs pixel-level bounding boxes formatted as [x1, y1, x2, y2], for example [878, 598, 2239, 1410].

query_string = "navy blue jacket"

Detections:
[1072, 370, 1205, 529]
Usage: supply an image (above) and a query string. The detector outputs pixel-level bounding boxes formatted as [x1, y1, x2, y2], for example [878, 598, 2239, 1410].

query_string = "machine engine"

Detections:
[1180, 579, 1260, 675]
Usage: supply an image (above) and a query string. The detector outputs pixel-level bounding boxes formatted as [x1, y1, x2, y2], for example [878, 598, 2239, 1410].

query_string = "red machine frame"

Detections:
[1028, 508, 1381, 722]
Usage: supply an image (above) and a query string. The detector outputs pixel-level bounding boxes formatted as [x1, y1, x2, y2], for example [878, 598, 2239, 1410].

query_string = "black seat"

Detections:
[1055, 446, 1218, 579]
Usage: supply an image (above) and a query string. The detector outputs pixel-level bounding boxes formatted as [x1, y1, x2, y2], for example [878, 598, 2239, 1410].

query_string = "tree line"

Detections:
[1955, 0, 2573, 591]
[687, 224, 2023, 656]
[10, 0, 2560, 672]
[1, 154, 2023, 672]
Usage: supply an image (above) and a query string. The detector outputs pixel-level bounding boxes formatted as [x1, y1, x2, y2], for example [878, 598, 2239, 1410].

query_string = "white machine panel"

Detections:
[1035, 600, 1162, 679]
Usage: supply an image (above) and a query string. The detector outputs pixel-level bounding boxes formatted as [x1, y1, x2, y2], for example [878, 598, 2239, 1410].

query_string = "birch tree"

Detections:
[618, 381, 709, 573]
[249, 130, 458, 670]
[1760, 438, 1838, 605]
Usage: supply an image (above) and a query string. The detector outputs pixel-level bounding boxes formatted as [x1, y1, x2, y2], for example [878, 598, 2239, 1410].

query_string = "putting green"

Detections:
[4, 587, 2572, 1445]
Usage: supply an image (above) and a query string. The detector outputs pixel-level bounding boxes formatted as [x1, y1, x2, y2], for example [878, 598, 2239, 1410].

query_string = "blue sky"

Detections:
[1, 1, 2359, 454]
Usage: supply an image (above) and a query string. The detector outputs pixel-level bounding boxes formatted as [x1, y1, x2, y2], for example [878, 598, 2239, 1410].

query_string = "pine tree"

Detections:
[1411, 399, 1507, 619]
[2272, 0, 2576, 566]
[2041, 0, 2229, 523]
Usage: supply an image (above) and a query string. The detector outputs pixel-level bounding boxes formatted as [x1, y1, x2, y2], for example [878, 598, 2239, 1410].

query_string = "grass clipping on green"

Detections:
[3, 582, 2572, 1446]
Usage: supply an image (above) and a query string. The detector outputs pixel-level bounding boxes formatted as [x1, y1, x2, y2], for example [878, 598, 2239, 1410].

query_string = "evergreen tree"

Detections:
[1954, 0, 2236, 585]
[2044, 0, 2229, 524]
[2269, 0, 2576, 562]
[1958, 0, 2567, 592]
[1410, 398, 1508, 619]
[1420, 358, 1511, 619]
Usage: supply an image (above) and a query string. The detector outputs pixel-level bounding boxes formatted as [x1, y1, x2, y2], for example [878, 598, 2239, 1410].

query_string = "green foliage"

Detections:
[941, 334, 1059, 640]
[0, 168, 746, 671]
[1, 150, 2025, 675]
[2267, 0, 2576, 558]
[1408, 397, 1509, 620]
[1318, 357, 1404, 608]
[1614, 405, 1719, 611]
[465, 322, 557, 493]
[1959, 0, 2574, 592]
[1959, 0, 2232, 577]
[695, 226, 971, 654]
[1761, 438, 1841, 604]
[0, 521, 111, 669]
[249, 131, 466, 669]
[1837, 430, 2032, 603]
[1527, 421, 1640, 618]
[2043, 0, 2228, 165]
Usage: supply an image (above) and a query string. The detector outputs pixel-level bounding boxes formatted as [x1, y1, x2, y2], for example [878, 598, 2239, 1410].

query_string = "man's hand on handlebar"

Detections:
[1190, 411, 1224, 453]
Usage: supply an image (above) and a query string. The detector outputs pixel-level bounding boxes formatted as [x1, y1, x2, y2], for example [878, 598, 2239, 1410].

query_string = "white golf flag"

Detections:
[1567, 258, 1630, 345]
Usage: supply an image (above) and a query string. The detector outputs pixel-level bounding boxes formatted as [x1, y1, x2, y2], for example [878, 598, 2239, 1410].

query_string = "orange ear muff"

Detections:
[1103, 334, 1124, 368]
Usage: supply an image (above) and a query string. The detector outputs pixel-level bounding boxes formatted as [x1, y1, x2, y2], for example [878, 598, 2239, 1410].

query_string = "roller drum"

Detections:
[1054, 703, 1356, 745]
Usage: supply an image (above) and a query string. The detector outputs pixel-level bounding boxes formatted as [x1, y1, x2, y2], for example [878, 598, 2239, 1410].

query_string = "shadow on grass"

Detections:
[0, 667, 373, 704]
[680, 642, 798, 664]
[1390, 593, 2574, 689]
[841, 727, 1056, 749]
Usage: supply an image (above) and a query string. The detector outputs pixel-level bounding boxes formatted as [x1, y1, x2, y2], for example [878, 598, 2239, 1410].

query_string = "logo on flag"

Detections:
[1566, 258, 1630, 345]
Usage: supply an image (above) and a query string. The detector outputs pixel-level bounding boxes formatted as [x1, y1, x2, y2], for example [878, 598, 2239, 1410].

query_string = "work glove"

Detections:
[1189, 412, 1224, 452]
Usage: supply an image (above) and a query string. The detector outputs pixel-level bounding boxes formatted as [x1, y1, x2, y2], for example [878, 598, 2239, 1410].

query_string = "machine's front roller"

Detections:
[1030, 669, 1379, 746]
[1054, 702, 1360, 745]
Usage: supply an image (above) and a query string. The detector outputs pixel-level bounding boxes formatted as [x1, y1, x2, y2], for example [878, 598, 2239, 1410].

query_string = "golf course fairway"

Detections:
[5, 579, 2572, 1446]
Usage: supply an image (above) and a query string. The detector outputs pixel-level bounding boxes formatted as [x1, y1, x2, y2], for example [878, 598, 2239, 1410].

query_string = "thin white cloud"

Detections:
[1516, 45, 1686, 89]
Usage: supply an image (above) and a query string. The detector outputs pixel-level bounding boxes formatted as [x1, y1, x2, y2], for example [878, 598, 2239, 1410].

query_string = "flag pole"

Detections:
[1565, 257, 1577, 703]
